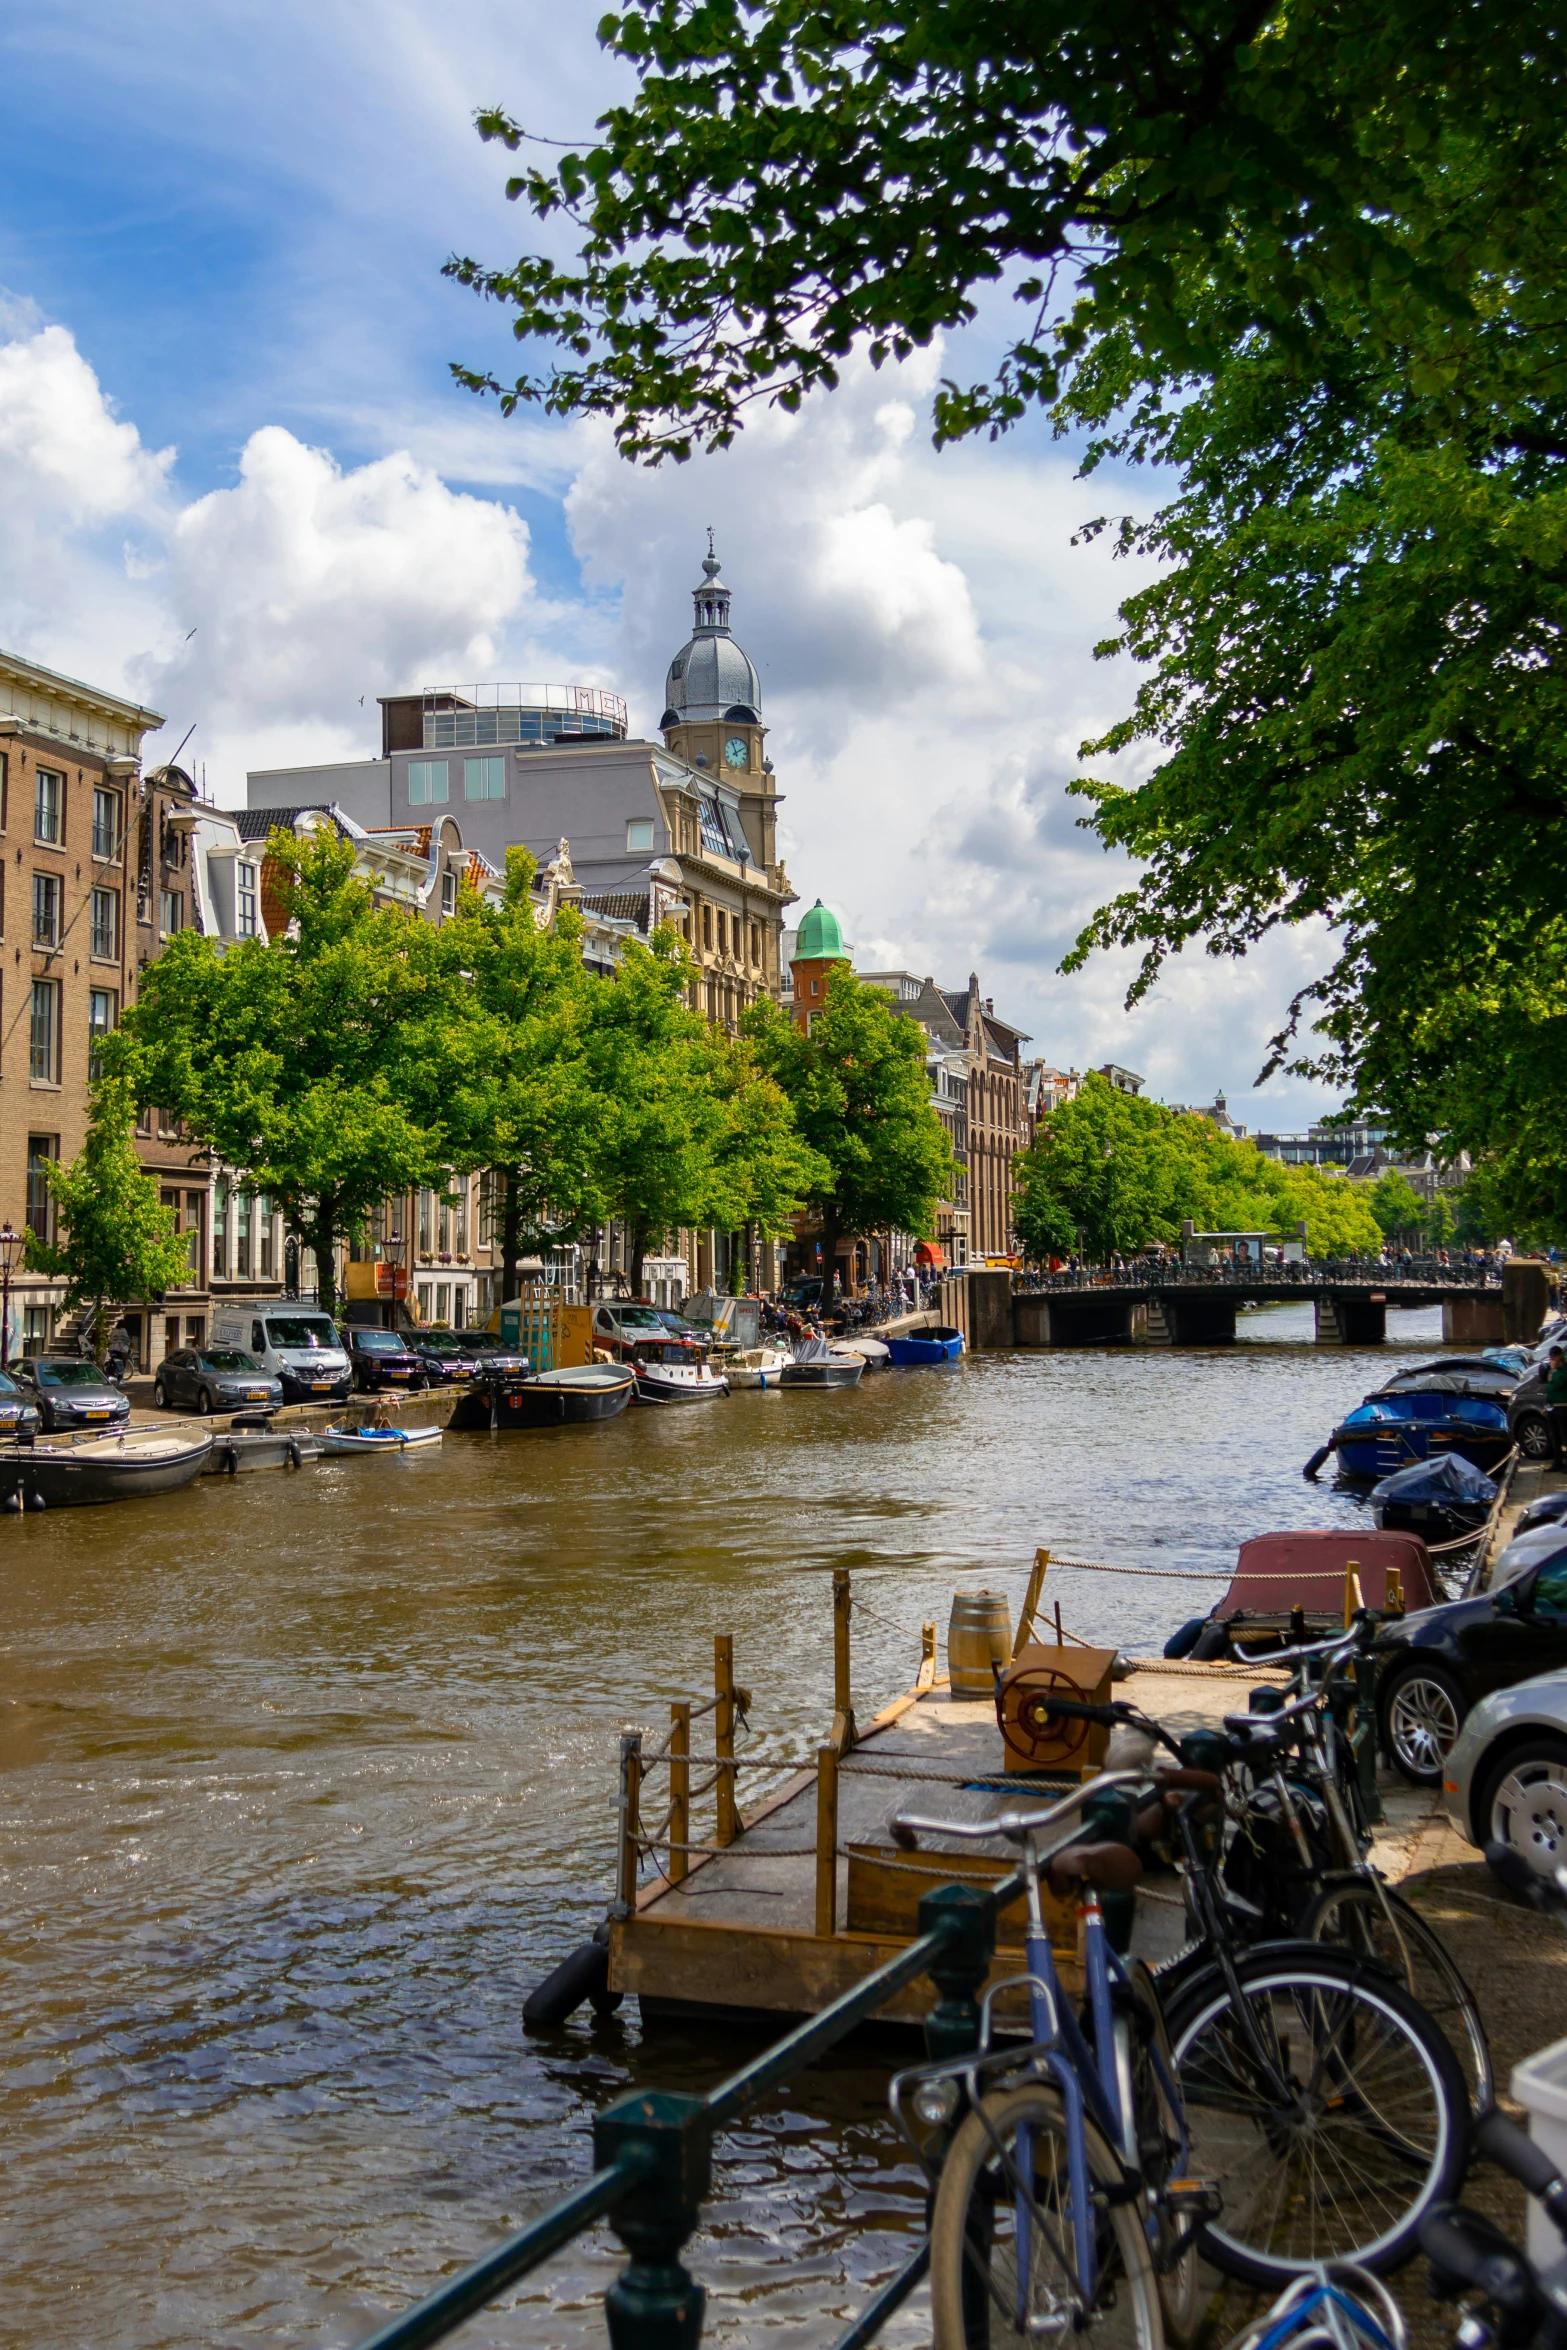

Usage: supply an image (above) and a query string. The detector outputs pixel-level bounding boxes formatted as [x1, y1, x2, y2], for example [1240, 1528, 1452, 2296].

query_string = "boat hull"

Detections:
[779, 1359, 864, 1389]
[885, 1328, 964, 1366]
[204, 1430, 323, 1473]
[449, 1368, 636, 1428]
[1333, 1423, 1514, 1478]
[0, 1431, 213, 1507]
[633, 1370, 728, 1404]
[320, 1425, 444, 1456]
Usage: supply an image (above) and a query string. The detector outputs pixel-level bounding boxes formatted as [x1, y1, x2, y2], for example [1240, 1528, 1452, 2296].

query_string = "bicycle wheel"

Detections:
[1118, 1964, 1201, 2347]
[1165, 1947, 1467, 2286]
[929, 2082, 1161, 2350]
[1304, 1877, 1492, 2112]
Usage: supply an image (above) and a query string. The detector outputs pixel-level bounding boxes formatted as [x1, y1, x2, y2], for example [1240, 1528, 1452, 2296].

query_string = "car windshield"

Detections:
[36, 1362, 110, 1387]
[0, 1372, 19, 1396]
[420, 1334, 464, 1354]
[201, 1351, 261, 1373]
[265, 1318, 338, 1349]
[614, 1308, 666, 1330]
[355, 1331, 404, 1352]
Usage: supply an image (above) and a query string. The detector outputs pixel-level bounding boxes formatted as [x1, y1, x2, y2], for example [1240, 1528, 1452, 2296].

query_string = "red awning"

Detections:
[913, 1242, 946, 1268]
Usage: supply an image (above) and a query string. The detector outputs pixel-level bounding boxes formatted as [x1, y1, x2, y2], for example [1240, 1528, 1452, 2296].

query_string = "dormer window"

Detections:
[626, 818, 654, 852]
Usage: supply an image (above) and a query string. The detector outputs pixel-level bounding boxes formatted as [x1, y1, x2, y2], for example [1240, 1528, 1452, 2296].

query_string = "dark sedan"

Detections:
[347, 1328, 428, 1392]
[1508, 1364, 1555, 1461]
[152, 1348, 283, 1415]
[1376, 1546, 1567, 1784]
[12, 1357, 131, 1433]
[0, 1369, 41, 1442]
[410, 1331, 485, 1384]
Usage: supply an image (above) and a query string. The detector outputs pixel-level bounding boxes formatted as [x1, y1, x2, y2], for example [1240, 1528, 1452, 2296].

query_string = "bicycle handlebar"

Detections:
[1476, 2109, 1567, 2241]
[889, 1767, 1152, 1853]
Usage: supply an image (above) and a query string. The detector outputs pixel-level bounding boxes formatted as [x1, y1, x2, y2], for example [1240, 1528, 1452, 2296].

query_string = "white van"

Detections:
[209, 1307, 352, 1402]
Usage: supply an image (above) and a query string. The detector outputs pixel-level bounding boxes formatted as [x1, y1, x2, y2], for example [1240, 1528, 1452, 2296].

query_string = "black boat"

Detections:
[0, 1427, 213, 1509]
[1369, 1452, 1498, 1547]
[447, 1364, 637, 1430]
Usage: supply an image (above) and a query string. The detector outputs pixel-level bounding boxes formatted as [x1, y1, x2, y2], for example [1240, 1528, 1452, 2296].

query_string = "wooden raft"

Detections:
[608, 1560, 1280, 2027]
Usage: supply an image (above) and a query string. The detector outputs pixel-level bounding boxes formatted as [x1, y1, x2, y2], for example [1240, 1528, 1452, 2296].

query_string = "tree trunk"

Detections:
[500, 1167, 524, 1303]
[819, 1202, 841, 1303]
[629, 1221, 649, 1299]
[309, 1200, 339, 1317]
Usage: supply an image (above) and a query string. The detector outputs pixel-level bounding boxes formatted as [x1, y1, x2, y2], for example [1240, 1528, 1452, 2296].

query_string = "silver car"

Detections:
[1443, 1665, 1567, 1884]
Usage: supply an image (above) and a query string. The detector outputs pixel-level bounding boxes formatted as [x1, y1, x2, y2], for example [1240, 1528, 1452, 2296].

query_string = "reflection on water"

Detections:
[0, 1304, 1451, 2345]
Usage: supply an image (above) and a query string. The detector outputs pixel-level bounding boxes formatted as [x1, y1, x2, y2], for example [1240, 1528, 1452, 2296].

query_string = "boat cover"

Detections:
[1218, 1528, 1439, 1616]
[1373, 1368, 1515, 1399]
[1341, 1393, 1509, 1428]
[791, 1336, 840, 1363]
[1368, 1453, 1499, 1509]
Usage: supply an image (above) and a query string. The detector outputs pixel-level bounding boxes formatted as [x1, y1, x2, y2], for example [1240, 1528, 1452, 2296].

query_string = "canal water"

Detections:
[0, 1304, 1459, 2347]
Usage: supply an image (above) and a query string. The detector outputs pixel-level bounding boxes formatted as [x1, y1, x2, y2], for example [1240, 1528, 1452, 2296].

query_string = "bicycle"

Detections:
[888, 1768, 1218, 2350]
[1023, 1682, 1470, 2284]
[1216, 2264, 1406, 2350]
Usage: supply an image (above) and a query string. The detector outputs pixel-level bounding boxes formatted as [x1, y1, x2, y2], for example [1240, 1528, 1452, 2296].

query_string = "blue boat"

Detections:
[885, 1324, 965, 1366]
[1329, 1388, 1512, 1478]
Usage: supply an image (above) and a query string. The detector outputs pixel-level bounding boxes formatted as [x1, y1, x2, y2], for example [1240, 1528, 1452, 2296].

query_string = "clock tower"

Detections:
[659, 538, 777, 869]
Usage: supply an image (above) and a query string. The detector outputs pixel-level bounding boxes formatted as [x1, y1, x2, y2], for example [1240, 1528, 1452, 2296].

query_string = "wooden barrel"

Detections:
[948, 1589, 1011, 1693]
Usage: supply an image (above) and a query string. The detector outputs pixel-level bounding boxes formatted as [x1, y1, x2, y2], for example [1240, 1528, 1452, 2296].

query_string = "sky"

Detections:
[0, 0, 1343, 1127]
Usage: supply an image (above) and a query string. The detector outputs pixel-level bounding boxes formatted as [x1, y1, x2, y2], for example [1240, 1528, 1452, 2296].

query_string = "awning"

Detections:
[913, 1242, 946, 1268]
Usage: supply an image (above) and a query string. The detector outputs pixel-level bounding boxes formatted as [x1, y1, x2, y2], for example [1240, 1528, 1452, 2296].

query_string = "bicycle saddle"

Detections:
[1046, 1841, 1143, 1896]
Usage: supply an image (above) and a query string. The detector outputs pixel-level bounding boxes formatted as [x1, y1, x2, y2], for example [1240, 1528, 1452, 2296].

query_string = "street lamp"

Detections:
[0, 1222, 20, 1368]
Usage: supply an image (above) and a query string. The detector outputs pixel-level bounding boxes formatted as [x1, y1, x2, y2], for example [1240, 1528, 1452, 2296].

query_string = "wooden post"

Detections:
[1344, 1563, 1365, 1627]
[714, 1634, 739, 1847]
[917, 1619, 937, 1692]
[815, 1742, 839, 1936]
[1386, 1567, 1405, 1617]
[1013, 1548, 1049, 1656]
[668, 1701, 691, 1885]
[616, 1729, 643, 1916]
[832, 1567, 857, 1750]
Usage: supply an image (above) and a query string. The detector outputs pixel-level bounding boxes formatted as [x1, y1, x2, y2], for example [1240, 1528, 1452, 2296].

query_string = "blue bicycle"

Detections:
[888, 1769, 1217, 2350]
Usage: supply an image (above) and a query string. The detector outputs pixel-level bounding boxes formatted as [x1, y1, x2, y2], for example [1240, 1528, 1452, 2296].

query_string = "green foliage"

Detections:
[1013, 1075, 1381, 1261]
[1424, 1192, 1457, 1248]
[24, 1080, 191, 1346]
[110, 827, 459, 1316]
[1368, 1171, 1426, 1241]
[742, 971, 952, 1277]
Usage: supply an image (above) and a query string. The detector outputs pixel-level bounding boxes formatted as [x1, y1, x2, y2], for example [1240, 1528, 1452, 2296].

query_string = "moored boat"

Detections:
[446, 1364, 636, 1429]
[837, 1336, 891, 1371]
[725, 1345, 793, 1391]
[1164, 1527, 1442, 1661]
[885, 1325, 965, 1366]
[779, 1337, 864, 1389]
[204, 1426, 323, 1473]
[605, 1331, 728, 1404]
[1324, 1388, 1513, 1478]
[1370, 1452, 1499, 1547]
[0, 1426, 213, 1509]
[320, 1422, 444, 1456]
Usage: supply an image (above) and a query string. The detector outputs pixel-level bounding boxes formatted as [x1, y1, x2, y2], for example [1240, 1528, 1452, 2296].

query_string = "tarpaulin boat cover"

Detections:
[1369, 1454, 1499, 1508]
[1220, 1528, 1439, 1616]
[1374, 1369, 1515, 1398]
[791, 1336, 840, 1363]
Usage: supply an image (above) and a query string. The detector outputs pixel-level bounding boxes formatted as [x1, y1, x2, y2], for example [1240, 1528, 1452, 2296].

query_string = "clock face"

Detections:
[723, 735, 749, 769]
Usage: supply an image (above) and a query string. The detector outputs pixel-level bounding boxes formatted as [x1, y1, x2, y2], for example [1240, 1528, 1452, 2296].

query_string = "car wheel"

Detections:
[197, 1387, 214, 1416]
[1515, 1411, 1555, 1462]
[1381, 1663, 1468, 1786]
[153, 1380, 169, 1410]
[1479, 1736, 1567, 1885]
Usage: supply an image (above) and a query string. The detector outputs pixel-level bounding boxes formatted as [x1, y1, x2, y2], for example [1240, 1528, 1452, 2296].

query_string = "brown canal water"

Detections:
[0, 1303, 1459, 2347]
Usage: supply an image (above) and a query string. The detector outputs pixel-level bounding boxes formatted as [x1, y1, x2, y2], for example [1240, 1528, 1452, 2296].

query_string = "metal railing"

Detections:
[349, 1884, 999, 2350]
[1013, 1257, 1504, 1294]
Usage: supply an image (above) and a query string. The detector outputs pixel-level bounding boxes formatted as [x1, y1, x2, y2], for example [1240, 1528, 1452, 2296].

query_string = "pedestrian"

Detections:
[1547, 1346, 1567, 1467]
[106, 1317, 134, 1380]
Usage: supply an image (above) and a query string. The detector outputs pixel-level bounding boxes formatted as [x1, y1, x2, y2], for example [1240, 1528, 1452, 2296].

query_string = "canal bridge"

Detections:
[928, 1257, 1539, 1350]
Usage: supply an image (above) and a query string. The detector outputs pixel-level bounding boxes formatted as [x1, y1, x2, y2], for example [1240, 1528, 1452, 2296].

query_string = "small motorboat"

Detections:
[204, 1426, 323, 1473]
[780, 1337, 864, 1389]
[1315, 1387, 1513, 1479]
[725, 1345, 793, 1391]
[1164, 1528, 1442, 1661]
[446, 1364, 636, 1429]
[0, 1426, 213, 1510]
[885, 1325, 965, 1366]
[1370, 1452, 1498, 1547]
[837, 1336, 891, 1371]
[611, 1333, 728, 1404]
[320, 1421, 444, 1456]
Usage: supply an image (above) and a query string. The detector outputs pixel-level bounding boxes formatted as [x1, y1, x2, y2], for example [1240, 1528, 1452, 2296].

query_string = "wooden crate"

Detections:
[845, 1842, 1076, 1951]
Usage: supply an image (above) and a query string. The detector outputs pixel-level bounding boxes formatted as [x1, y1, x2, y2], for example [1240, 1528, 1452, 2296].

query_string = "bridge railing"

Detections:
[1013, 1257, 1502, 1294]
[346, 1883, 999, 2350]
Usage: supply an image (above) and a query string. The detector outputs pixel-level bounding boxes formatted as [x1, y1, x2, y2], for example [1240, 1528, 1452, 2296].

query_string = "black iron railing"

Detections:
[1013, 1258, 1503, 1295]
[349, 1884, 1000, 2350]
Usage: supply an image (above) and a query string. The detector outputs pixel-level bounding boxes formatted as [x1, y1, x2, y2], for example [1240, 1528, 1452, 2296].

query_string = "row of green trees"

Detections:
[30, 830, 954, 1334]
[1013, 1077, 1387, 1262]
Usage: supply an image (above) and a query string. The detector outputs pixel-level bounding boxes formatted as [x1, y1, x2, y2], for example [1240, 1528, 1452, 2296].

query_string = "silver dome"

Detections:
[661, 547, 762, 725]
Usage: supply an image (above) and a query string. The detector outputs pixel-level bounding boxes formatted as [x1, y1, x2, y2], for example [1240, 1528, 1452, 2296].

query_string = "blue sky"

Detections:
[0, 0, 1343, 1125]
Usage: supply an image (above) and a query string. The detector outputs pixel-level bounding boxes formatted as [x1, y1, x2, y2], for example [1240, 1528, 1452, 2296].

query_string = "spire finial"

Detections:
[702, 526, 721, 583]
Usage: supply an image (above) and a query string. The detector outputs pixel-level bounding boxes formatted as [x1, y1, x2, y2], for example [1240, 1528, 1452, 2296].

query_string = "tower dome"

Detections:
[794, 900, 845, 960]
[660, 539, 763, 726]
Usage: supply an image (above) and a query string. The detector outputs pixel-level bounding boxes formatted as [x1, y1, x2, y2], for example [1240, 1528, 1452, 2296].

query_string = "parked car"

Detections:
[409, 1331, 485, 1383]
[346, 1327, 428, 1392]
[152, 1347, 284, 1415]
[1508, 1362, 1557, 1461]
[11, 1356, 131, 1433]
[592, 1302, 676, 1351]
[209, 1308, 352, 1402]
[1442, 1660, 1567, 1885]
[0, 1369, 41, 1441]
[1375, 1546, 1567, 1784]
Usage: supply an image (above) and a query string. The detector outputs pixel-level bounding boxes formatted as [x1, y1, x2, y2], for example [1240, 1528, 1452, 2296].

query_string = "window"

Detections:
[160, 889, 182, 935]
[213, 1181, 229, 1278]
[26, 1138, 56, 1239]
[455, 1180, 468, 1253]
[235, 863, 258, 937]
[235, 1191, 252, 1277]
[418, 1189, 433, 1254]
[697, 797, 730, 858]
[23, 1306, 51, 1359]
[463, 756, 506, 802]
[92, 787, 121, 859]
[417, 1282, 433, 1323]
[626, 817, 654, 852]
[29, 980, 58, 1081]
[408, 759, 449, 806]
[441, 871, 456, 918]
[32, 871, 60, 947]
[34, 767, 62, 844]
[702, 905, 712, 950]
[88, 988, 116, 1078]
[258, 1195, 274, 1277]
[716, 910, 727, 955]
[89, 885, 118, 961]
